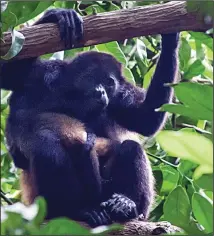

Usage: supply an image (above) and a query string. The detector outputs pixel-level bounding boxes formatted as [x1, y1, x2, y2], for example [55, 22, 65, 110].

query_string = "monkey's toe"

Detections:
[101, 193, 138, 222]
[80, 209, 112, 228]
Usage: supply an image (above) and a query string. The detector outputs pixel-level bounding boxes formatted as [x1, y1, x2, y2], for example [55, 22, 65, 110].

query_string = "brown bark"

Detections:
[80, 218, 183, 235]
[0, 1, 211, 60]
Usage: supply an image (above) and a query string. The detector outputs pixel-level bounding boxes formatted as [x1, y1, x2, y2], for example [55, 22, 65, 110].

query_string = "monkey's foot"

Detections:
[80, 209, 112, 227]
[100, 193, 138, 222]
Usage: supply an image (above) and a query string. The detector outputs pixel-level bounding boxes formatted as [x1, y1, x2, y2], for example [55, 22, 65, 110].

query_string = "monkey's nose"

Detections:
[95, 85, 109, 106]
[95, 85, 106, 98]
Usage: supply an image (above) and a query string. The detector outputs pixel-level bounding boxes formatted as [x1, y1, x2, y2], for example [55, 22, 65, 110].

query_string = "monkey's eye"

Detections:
[106, 76, 115, 87]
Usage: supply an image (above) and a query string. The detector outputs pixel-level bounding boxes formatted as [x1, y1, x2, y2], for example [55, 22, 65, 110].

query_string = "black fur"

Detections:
[0, 9, 179, 227]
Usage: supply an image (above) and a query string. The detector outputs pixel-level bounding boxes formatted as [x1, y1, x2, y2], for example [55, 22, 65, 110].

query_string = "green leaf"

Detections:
[27, 2, 54, 25]
[32, 197, 47, 226]
[95, 41, 127, 65]
[160, 104, 211, 121]
[184, 59, 205, 79]
[123, 67, 135, 85]
[1, 212, 24, 235]
[160, 82, 213, 121]
[1, 29, 25, 60]
[64, 46, 90, 59]
[153, 170, 163, 195]
[195, 41, 206, 60]
[190, 32, 213, 51]
[157, 131, 213, 178]
[39, 218, 90, 235]
[202, 60, 213, 80]
[187, 1, 214, 18]
[164, 186, 191, 227]
[174, 82, 213, 117]
[192, 193, 213, 233]
[149, 199, 164, 222]
[204, 191, 213, 201]
[179, 160, 198, 177]
[136, 39, 149, 67]
[95, 41, 135, 84]
[194, 174, 213, 191]
[84, 1, 120, 14]
[1, 1, 53, 32]
[143, 64, 156, 89]
[179, 37, 191, 72]
[160, 166, 179, 194]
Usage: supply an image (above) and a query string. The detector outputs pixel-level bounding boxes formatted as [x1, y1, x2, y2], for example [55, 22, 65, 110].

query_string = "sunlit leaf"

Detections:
[184, 59, 205, 79]
[174, 82, 213, 117]
[3, 202, 38, 221]
[1, 1, 53, 32]
[157, 131, 213, 178]
[123, 67, 135, 85]
[1, 29, 25, 59]
[160, 82, 213, 121]
[95, 41, 127, 65]
[136, 38, 149, 67]
[50, 51, 65, 60]
[192, 193, 213, 233]
[143, 64, 156, 89]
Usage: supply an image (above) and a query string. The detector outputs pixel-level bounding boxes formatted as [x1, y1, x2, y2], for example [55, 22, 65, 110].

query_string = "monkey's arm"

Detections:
[109, 33, 179, 136]
[0, 9, 82, 91]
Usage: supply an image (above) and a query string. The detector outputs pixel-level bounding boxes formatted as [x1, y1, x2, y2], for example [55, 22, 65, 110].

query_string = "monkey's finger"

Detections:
[91, 210, 104, 227]
[62, 11, 72, 48]
[101, 209, 112, 224]
[73, 11, 83, 42]
[82, 211, 97, 227]
[57, 15, 67, 47]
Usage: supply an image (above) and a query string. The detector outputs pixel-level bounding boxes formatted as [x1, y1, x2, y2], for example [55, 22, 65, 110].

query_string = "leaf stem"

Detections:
[147, 153, 179, 169]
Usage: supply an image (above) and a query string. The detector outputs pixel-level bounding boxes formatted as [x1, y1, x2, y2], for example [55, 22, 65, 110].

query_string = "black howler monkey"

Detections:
[0, 9, 179, 227]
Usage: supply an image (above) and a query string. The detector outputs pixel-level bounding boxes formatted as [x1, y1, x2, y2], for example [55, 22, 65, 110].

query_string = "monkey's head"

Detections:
[58, 51, 125, 120]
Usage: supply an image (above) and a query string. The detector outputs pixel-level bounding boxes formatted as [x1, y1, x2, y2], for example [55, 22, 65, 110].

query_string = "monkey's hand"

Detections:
[100, 193, 138, 222]
[79, 194, 138, 227]
[34, 8, 83, 48]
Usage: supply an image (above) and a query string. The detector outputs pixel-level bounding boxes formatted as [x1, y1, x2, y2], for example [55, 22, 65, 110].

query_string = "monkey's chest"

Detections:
[87, 118, 141, 144]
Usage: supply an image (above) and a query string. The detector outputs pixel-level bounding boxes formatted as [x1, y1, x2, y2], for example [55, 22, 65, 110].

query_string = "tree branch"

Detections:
[0, 1, 211, 59]
[80, 218, 182, 235]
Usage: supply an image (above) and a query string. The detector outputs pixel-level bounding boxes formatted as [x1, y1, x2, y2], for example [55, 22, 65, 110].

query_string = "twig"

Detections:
[147, 153, 179, 169]
[1, 190, 13, 205]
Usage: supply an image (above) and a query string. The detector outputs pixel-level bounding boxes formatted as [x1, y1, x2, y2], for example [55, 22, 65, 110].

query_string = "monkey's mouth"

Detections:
[98, 95, 109, 108]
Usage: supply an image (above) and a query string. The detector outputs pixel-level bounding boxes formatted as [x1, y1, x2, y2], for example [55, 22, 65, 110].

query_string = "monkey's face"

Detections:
[59, 52, 123, 119]
[70, 76, 117, 119]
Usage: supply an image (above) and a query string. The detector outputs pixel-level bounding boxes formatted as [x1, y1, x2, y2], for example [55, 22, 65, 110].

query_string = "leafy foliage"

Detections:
[1, 1, 213, 235]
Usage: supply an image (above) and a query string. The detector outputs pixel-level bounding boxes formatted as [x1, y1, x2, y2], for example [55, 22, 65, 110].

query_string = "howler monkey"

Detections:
[0, 9, 179, 227]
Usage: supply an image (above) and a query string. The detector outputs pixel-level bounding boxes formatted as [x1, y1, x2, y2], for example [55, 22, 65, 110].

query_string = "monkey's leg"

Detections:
[75, 137, 119, 227]
[22, 128, 103, 220]
[101, 140, 155, 222]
